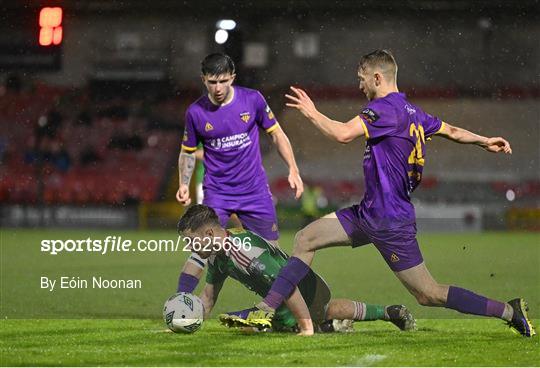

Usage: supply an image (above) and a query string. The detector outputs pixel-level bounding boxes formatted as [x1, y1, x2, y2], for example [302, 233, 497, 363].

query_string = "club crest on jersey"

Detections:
[390, 253, 400, 263]
[205, 122, 214, 131]
[248, 258, 266, 275]
[360, 108, 379, 124]
[265, 105, 275, 120]
[182, 131, 188, 142]
[240, 112, 251, 123]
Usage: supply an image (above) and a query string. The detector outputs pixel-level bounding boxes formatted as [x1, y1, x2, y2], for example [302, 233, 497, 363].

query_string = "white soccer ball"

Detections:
[163, 292, 204, 333]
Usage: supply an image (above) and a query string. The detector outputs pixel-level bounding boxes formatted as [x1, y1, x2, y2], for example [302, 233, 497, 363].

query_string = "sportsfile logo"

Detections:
[40, 236, 183, 255]
[39, 235, 252, 255]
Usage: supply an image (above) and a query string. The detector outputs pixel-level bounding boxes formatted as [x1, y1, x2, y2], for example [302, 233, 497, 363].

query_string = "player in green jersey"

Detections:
[176, 204, 416, 333]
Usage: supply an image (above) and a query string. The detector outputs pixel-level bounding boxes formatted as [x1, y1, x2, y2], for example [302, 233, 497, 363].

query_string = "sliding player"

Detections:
[177, 205, 416, 334]
[235, 50, 535, 337]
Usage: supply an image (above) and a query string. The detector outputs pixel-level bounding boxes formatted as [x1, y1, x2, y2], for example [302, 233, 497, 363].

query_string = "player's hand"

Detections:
[483, 137, 512, 154]
[289, 169, 304, 199]
[176, 184, 191, 206]
[296, 318, 314, 336]
[285, 86, 318, 120]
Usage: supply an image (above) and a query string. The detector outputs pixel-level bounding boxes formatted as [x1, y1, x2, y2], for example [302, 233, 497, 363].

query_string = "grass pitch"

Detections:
[1, 319, 539, 366]
[1, 229, 539, 366]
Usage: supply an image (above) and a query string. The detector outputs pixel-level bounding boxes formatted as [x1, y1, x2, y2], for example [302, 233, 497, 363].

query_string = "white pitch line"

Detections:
[353, 354, 387, 366]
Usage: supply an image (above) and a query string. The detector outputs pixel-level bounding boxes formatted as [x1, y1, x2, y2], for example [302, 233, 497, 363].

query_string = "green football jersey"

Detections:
[206, 228, 287, 292]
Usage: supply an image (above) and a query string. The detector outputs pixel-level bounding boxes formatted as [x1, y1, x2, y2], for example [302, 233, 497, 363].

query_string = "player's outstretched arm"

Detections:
[177, 259, 203, 293]
[199, 281, 224, 319]
[284, 287, 314, 336]
[437, 122, 512, 154]
[269, 126, 304, 199]
[285, 86, 365, 144]
[176, 148, 196, 205]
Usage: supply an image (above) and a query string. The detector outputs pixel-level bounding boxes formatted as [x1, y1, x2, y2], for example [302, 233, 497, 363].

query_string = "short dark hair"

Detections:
[359, 49, 398, 81]
[177, 205, 220, 234]
[201, 53, 235, 76]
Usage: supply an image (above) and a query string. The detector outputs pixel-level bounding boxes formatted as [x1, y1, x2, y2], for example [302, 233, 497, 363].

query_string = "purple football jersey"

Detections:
[357, 92, 445, 229]
[182, 86, 279, 200]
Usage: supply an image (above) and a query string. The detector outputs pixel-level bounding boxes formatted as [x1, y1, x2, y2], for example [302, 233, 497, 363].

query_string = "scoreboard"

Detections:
[0, 6, 63, 71]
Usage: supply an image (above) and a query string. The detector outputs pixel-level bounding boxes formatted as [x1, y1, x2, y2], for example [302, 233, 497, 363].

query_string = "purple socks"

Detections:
[263, 257, 310, 309]
[446, 286, 505, 318]
[177, 272, 199, 293]
[486, 299, 506, 317]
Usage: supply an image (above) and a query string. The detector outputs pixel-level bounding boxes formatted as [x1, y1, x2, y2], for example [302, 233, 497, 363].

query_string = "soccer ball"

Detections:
[163, 292, 204, 333]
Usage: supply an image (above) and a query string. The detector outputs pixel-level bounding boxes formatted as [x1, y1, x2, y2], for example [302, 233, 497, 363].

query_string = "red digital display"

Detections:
[39, 7, 63, 46]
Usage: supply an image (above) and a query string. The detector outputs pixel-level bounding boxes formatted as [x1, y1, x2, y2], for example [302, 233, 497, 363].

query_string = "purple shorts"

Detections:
[203, 194, 279, 240]
[335, 205, 423, 272]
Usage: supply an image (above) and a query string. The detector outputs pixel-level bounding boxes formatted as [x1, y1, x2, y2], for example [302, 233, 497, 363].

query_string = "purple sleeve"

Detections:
[421, 110, 444, 138]
[358, 101, 398, 140]
[254, 91, 279, 133]
[181, 109, 199, 152]
[177, 272, 199, 293]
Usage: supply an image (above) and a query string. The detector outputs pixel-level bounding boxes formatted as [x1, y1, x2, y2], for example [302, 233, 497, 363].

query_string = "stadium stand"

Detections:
[0, 84, 183, 204]
[1, 85, 538, 210]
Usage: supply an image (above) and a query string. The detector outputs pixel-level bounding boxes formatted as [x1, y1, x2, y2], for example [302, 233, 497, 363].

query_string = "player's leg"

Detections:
[395, 262, 509, 313]
[370, 224, 535, 337]
[219, 245, 326, 331]
[239, 206, 370, 329]
[260, 207, 375, 316]
[371, 224, 492, 310]
[393, 262, 447, 307]
[232, 213, 351, 328]
[395, 262, 536, 337]
[260, 213, 353, 312]
[235, 194, 279, 240]
[324, 299, 416, 331]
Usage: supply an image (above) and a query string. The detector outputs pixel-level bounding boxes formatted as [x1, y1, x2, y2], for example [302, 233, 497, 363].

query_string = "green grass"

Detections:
[1, 229, 539, 366]
[1, 319, 539, 366]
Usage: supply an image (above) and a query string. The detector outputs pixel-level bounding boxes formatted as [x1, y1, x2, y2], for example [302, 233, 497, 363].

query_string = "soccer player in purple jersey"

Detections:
[235, 49, 535, 337]
[175, 53, 303, 297]
[176, 53, 302, 237]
